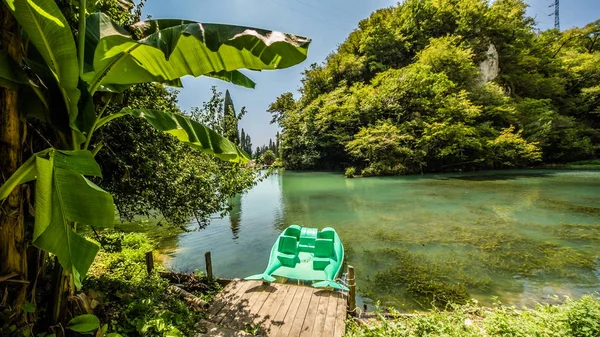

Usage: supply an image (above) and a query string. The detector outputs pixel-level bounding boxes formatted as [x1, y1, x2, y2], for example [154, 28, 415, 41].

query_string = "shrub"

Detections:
[345, 167, 357, 178]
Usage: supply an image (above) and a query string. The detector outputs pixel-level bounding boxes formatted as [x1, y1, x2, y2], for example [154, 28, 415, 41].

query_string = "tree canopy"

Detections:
[273, 0, 600, 176]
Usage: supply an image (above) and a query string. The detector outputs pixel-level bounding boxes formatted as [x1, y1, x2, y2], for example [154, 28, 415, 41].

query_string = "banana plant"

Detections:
[0, 0, 310, 290]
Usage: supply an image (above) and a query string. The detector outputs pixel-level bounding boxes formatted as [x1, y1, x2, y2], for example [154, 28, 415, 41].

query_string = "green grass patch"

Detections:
[346, 294, 600, 337]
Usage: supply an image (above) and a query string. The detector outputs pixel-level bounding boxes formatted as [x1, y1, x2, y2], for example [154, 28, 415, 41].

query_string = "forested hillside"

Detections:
[270, 0, 600, 176]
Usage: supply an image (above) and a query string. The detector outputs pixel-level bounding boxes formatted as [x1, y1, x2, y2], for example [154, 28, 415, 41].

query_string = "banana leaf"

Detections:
[0, 149, 115, 288]
[120, 108, 250, 163]
[83, 13, 310, 92]
[2, 0, 80, 120]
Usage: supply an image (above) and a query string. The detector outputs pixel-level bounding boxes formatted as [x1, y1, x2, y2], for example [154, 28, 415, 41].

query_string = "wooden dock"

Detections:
[206, 280, 347, 337]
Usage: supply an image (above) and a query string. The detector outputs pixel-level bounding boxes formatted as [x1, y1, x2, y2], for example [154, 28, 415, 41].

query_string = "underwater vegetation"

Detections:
[552, 223, 600, 242]
[540, 198, 600, 216]
[354, 204, 599, 310]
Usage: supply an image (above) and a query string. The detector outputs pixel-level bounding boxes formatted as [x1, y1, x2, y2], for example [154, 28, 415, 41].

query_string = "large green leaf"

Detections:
[0, 149, 114, 288]
[83, 13, 310, 92]
[0, 51, 29, 90]
[0, 149, 49, 200]
[83, 13, 256, 91]
[205, 70, 256, 89]
[3, 149, 113, 288]
[2, 0, 80, 121]
[119, 108, 250, 163]
[67, 314, 100, 333]
[0, 51, 50, 115]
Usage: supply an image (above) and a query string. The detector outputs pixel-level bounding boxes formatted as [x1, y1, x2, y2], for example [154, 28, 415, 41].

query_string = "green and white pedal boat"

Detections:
[246, 225, 348, 291]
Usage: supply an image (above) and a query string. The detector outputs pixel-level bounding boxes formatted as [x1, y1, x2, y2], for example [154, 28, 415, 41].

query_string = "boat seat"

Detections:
[284, 225, 302, 240]
[298, 243, 315, 253]
[277, 235, 298, 267]
[313, 238, 334, 270]
[317, 227, 336, 240]
[299, 227, 318, 252]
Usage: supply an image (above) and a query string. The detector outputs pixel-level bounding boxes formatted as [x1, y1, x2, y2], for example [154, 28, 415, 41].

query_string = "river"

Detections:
[147, 169, 599, 310]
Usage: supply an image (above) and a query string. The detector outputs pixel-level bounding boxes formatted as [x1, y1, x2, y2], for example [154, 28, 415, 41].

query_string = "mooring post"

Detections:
[145, 251, 154, 275]
[348, 265, 356, 315]
[205, 251, 213, 280]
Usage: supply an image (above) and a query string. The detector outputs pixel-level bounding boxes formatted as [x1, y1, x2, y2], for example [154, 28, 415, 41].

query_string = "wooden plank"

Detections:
[221, 281, 263, 328]
[269, 285, 299, 336]
[259, 284, 293, 335]
[212, 280, 257, 324]
[298, 288, 322, 337]
[251, 283, 281, 326]
[229, 283, 271, 330]
[322, 292, 341, 337]
[311, 291, 332, 337]
[286, 287, 315, 337]
[197, 319, 253, 337]
[273, 286, 307, 337]
[248, 283, 276, 317]
[209, 279, 247, 316]
[333, 293, 347, 337]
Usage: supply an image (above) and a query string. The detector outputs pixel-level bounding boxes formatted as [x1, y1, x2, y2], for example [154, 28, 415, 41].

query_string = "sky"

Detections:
[143, 0, 600, 148]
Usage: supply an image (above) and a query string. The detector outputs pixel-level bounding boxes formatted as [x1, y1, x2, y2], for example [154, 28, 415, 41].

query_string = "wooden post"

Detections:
[145, 251, 154, 275]
[348, 265, 356, 315]
[205, 251, 213, 280]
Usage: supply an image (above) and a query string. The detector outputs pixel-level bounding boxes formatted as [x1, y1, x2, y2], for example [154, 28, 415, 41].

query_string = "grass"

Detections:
[346, 294, 600, 337]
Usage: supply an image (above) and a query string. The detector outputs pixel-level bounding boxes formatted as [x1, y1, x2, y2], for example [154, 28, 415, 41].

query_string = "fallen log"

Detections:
[168, 284, 209, 311]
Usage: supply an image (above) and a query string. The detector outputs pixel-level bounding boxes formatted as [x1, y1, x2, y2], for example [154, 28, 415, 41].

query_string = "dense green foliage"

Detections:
[82, 232, 219, 337]
[272, 0, 600, 175]
[346, 295, 600, 337]
[254, 134, 280, 161]
[96, 84, 258, 227]
[260, 149, 277, 166]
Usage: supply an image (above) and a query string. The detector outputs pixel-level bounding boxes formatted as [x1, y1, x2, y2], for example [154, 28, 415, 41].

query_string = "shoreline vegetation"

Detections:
[541, 159, 600, 170]
[346, 295, 600, 337]
[82, 231, 221, 337]
[87, 231, 600, 336]
[342, 159, 600, 178]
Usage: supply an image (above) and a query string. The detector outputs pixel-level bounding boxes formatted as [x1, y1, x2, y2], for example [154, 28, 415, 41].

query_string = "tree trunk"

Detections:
[0, 4, 27, 318]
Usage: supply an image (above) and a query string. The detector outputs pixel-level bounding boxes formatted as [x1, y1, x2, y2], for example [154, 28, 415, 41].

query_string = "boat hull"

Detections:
[246, 225, 347, 291]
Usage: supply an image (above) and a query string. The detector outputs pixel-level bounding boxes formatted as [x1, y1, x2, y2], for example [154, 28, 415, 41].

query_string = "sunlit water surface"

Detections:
[141, 170, 600, 310]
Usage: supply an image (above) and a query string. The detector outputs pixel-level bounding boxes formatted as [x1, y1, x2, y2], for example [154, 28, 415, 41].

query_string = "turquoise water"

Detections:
[158, 170, 600, 310]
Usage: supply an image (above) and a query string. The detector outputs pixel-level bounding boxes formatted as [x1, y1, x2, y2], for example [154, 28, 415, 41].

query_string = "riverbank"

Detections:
[542, 159, 600, 170]
[81, 231, 221, 337]
[343, 160, 600, 178]
[83, 230, 600, 337]
[346, 295, 600, 337]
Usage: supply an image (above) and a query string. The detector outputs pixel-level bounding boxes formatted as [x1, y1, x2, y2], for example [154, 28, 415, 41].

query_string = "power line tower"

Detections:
[549, 0, 560, 30]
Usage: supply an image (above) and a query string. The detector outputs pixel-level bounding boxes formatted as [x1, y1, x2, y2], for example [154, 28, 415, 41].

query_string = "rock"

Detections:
[478, 44, 499, 84]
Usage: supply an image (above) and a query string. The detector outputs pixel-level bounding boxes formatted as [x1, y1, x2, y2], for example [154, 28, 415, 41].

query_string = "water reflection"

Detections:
[160, 170, 284, 277]
[228, 195, 242, 240]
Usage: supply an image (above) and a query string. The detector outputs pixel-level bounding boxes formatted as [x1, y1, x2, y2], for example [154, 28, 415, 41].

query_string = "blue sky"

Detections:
[143, 0, 599, 148]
